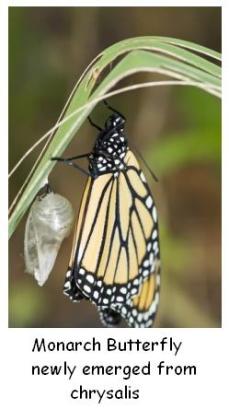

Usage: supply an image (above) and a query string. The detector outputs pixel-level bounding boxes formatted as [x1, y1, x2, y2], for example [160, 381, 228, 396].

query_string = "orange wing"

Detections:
[98, 259, 160, 328]
[63, 150, 160, 318]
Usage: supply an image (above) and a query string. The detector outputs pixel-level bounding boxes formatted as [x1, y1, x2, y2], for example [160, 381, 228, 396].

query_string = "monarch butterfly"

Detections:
[53, 102, 160, 328]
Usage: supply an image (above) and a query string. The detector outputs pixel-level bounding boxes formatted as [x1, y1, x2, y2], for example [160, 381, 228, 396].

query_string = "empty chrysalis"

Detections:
[24, 184, 74, 286]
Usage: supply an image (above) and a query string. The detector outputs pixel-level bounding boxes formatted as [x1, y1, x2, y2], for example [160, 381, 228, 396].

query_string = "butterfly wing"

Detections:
[98, 260, 160, 328]
[63, 150, 160, 318]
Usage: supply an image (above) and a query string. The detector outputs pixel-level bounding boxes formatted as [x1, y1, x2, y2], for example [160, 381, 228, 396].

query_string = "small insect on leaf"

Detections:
[24, 188, 74, 286]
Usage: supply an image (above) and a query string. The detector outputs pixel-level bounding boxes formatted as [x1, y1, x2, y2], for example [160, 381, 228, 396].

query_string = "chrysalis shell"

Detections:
[24, 191, 74, 286]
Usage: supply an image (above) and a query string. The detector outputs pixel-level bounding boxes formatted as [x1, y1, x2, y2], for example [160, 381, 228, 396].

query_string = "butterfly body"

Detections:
[88, 113, 128, 178]
[63, 110, 161, 328]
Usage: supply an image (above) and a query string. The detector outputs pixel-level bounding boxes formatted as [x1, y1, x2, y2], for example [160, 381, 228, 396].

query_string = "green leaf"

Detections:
[153, 36, 221, 60]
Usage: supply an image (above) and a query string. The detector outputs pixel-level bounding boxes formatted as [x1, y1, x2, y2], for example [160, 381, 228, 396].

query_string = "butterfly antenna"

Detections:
[133, 144, 159, 183]
[103, 100, 125, 120]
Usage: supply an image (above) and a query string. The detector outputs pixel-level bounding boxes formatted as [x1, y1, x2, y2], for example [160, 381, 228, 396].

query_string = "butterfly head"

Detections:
[104, 113, 125, 132]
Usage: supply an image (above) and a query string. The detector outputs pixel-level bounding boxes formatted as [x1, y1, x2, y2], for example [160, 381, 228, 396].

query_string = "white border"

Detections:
[5, 0, 225, 6]
[0, 0, 8, 330]
[2, 1, 228, 409]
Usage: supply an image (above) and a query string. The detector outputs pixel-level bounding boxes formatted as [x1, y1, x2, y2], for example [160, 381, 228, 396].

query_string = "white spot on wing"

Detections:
[152, 229, 158, 239]
[146, 196, 153, 208]
[86, 274, 94, 284]
[140, 172, 146, 182]
[152, 206, 157, 222]
[120, 287, 127, 295]
[93, 291, 99, 299]
[83, 285, 91, 293]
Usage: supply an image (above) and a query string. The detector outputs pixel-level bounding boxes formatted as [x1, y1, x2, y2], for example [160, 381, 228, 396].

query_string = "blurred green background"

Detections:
[9, 7, 221, 328]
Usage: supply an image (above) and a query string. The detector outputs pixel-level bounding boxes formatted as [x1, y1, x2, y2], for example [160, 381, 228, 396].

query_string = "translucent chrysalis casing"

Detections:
[24, 190, 74, 286]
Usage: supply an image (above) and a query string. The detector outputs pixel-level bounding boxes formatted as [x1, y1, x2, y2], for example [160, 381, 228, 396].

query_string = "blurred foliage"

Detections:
[9, 7, 221, 328]
[149, 87, 221, 327]
[149, 88, 221, 174]
[9, 281, 47, 327]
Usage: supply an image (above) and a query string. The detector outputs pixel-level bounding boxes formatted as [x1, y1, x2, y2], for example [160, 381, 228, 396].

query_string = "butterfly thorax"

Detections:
[88, 113, 129, 178]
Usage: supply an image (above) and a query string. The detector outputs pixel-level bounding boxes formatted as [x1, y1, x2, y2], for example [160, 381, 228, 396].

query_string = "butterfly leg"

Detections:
[103, 100, 126, 120]
[88, 116, 102, 131]
[51, 154, 90, 176]
[52, 153, 90, 161]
